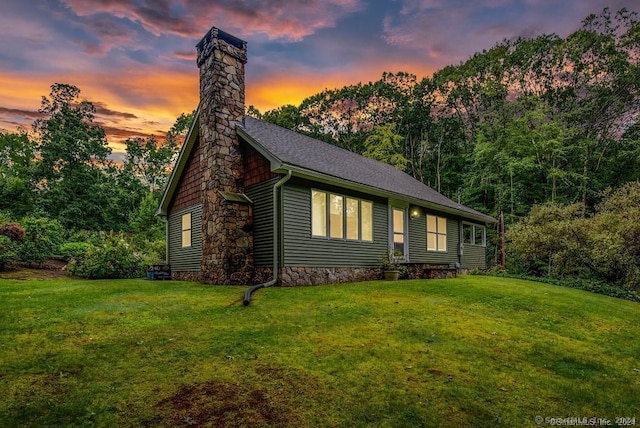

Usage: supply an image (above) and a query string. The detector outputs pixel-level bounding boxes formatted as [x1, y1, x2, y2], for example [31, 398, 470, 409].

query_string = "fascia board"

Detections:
[156, 106, 201, 216]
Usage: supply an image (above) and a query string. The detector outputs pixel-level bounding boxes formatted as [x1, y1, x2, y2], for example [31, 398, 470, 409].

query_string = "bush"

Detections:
[18, 216, 64, 265]
[508, 183, 640, 292]
[58, 242, 91, 262]
[487, 272, 640, 303]
[67, 233, 146, 279]
[0, 235, 18, 271]
[0, 223, 25, 242]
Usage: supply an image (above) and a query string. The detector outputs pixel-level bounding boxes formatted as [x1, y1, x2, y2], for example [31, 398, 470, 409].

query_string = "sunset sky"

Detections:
[0, 0, 636, 156]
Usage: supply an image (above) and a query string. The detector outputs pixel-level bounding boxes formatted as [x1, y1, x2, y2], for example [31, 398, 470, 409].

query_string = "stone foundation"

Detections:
[279, 267, 382, 286]
[173, 267, 273, 285]
[404, 263, 457, 279]
[173, 264, 456, 285]
[279, 264, 457, 286]
[172, 271, 202, 282]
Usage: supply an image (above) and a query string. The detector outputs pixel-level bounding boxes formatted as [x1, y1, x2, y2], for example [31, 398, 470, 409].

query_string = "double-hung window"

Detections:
[181, 213, 192, 248]
[311, 189, 373, 241]
[427, 215, 447, 252]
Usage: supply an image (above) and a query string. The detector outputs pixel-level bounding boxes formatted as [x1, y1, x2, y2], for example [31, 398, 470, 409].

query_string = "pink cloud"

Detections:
[174, 51, 196, 61]
[62, 0, 365, 41]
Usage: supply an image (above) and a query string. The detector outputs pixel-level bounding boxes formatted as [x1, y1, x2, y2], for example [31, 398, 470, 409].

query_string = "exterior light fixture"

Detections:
[410, 206, 422, 219]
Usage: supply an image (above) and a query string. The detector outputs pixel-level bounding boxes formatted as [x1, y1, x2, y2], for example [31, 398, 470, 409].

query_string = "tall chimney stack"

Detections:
[196, 27, 253, 284]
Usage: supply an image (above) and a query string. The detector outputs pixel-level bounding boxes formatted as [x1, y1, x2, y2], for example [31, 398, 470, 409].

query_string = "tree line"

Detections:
[1, 83, 189, 231]
[0, 83, 190, 276]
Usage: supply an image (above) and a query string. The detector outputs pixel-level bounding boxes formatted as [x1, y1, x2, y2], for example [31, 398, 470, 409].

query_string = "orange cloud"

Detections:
[0, 70, 198, 147]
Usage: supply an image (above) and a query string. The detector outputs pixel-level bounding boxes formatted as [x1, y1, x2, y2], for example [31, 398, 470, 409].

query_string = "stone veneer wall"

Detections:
[280, 267, 382, 286]
[172, 271, 202, 282]
[405, 263, 457, 280]
[279, 264, 456, 286]
[197, 28, 254, 285]
[173, 265, 455, 285]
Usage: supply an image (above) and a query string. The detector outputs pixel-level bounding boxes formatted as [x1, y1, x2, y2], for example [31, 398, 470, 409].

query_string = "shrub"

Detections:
[487, 272, 640, 303]
[67, 233, 146, 279]
[18, 216, 64, 266]
[58, 242, 91, 262]
[0, 235, 18, 271]
[0, 223, 25, 242]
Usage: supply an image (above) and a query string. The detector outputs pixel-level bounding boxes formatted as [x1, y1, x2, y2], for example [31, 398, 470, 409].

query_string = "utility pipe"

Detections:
[243, 170, 292, 306]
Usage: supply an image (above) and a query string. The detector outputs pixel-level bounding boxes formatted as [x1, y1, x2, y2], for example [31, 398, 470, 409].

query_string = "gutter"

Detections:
[243, 170, 292, 306]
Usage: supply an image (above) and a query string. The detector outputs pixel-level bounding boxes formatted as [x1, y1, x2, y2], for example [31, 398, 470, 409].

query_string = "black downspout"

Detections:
[243, 170, 291, 306]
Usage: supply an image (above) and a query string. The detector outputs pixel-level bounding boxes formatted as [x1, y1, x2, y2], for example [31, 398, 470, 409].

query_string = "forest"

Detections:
[1, 8, 638, 298]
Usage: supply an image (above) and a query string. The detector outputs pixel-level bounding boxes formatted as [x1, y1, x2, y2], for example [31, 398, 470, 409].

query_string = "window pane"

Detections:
[463, 224, 472, 244]
[438, 234, 447, 252]
[393, 209, 404, 234]
[427, 215, 437, 233]
[427, 233, 437, 251]
[474, 226, 484, 246]
[182, 213, 191, 230]
[346, 198, 359, 240]
[330, 194, 344, 239]
[437, 217, 446, 233]
[182, 230, 191, 248]
[361, 201, 373, 241]
[311, 190, 326, 237]
[181, 213, 192, 248]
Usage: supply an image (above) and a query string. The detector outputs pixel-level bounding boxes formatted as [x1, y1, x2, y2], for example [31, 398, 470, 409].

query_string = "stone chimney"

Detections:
[196, 27, 253, 285]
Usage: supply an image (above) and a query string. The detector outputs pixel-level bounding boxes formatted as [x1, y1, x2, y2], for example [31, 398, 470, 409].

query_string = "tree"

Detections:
[0, 129, 36, 217]
[32, 83, 112, 230]
[122, 136, 177, 193]
[363, 123, 408, 170]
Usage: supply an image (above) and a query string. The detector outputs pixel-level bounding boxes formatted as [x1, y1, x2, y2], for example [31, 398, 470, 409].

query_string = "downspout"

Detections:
[163, 216, 169, 264]
[243, 170, 292, 306]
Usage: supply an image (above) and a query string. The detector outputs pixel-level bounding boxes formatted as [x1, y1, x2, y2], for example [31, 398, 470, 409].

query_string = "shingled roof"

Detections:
[239, 116, 495, 224]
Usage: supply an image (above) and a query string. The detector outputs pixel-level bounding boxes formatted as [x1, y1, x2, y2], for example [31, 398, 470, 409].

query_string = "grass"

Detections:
[0, 275, 638, 427]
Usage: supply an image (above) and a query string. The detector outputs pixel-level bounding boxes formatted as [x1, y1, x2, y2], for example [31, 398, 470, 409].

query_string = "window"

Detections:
[361, 201, 373, 241]
[311, 190, 326, 237]
[346, 198, 359, 240]
[311, 189, 373, 241]
[393, 208, 406, 256]
[181, 213, 192, 248]
[463, 223, 485, 246]
[427, 215, 447, 252]
[330, 194, 344, 239]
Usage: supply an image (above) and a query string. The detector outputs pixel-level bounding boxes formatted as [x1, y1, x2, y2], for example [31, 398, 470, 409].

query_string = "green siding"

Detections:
[408, 212, 459, 267]
[462, 244, 487, 269]
[245, 177, 278, 267]
[282, 180, 388, 267]
[168, 204, 202, 272]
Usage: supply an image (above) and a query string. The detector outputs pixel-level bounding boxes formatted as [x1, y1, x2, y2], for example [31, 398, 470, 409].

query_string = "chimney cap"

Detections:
[197, 26, 246, 51]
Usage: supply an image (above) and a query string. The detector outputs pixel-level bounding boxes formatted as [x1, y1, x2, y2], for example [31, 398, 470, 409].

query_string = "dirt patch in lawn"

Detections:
[149, 364, 320, 427]
[0, 259, 68, 280]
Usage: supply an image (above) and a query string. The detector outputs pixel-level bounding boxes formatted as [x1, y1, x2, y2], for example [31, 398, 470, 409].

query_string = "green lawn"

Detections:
[1, 276, 638, 427]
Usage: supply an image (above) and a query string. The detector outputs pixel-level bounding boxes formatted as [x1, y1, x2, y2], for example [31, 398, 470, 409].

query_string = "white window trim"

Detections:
[390, 207, 408, 261]
[426, 214, 448, 252]
[462, 222, 486, 247]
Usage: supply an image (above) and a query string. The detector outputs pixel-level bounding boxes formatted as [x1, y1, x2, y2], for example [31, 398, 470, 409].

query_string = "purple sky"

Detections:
[0, 0, 635, 155]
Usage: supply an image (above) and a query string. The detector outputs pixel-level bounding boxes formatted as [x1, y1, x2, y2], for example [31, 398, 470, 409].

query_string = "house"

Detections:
[157, 26, 496, 287]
